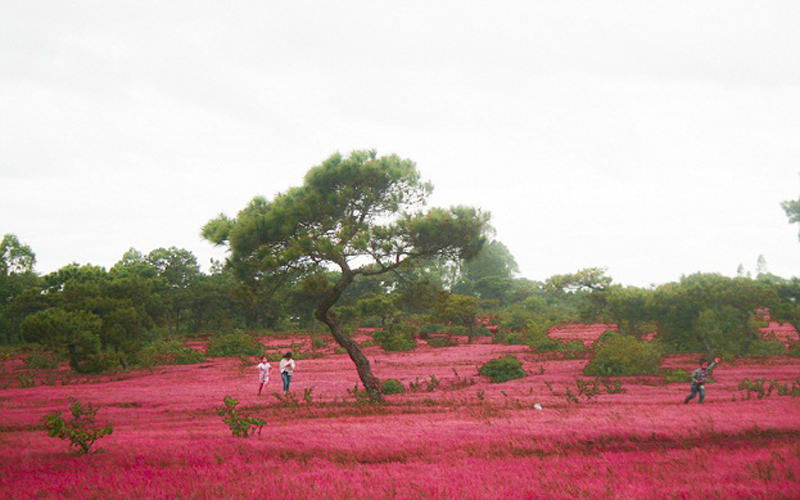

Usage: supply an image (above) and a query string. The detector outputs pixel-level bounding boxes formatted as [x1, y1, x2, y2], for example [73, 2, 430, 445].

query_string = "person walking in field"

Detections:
[256, 356, 272, 396]
[280, 351, 296, 395]
[684, 357, 720, 404]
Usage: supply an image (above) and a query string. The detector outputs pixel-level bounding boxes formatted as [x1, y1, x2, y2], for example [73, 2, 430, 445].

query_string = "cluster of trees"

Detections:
[4, 152, 799, 400]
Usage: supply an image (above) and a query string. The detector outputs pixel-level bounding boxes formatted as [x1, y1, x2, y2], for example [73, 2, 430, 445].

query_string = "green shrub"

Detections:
[600, 377, 628, 394]
[372, 326, 417, 352]
[17, 373, 36, 388]
[526, 330, 564, 352]
[43, 398, 113, 454]
[427, 336, 459, 348]
[499, 331, 527, 345]
[474, 327, 492, 337]
[479, 356, 527, 383]
[448, 325, 470, 336]
[310, 335, 328, 350]
[381, 378, 405, 395]
[206, 332, 262, 357]
[562, 340, 587, 358]
[500, 307, 537, 331]
[138, 340, 205, 366]
[0, 345, 17, 362]
[24, 354, 59, 370]
[738, 377, 768, 399]
[747, 340, 787, 357]
[215, 396, 265, 437]
[583, 332, 662, 377]
[596, 330, 620, 345]
[788, 342, 800, 358]
[75, 353, 121, 374]
[665, 368, 691, 383]
[425, 375, 440, 392]
[421, 324, 445, 335]
[41, 371, 58, 386]
[526, 317, 555, 336]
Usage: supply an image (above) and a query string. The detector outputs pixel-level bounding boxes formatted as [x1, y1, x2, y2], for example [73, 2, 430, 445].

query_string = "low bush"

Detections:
[41, 371, 58, 386]
[206, 332, 262, 357]
[74, 353, 121, 374]
[526, 331, 564, 353]
[0, 345, 18, 362]
[310, 335, 328, 350]
[479, 356, 527, 383]
[497, 331, 527, 345]
[596, 330, 620, 345]
[601, 377, 628, 394]
[738, 376, 800, 399]
[739, 377, 769, 399]
[215, 396, 264, 437]
[747, 340, 787, 357]
[427, 335, 459, 348]
[17, 373, 36, 388]
[562, 340, 587, 358]
[372, 327, 417, 352]
[381, 378, 405, 395]
[665, 368, 691, 383]
[583, 332, 662, 377]
[138, 340, 205, 367]
[24, 354, 59, 370]
[43, 398, 113, 454]
[420, 324, 446, 335]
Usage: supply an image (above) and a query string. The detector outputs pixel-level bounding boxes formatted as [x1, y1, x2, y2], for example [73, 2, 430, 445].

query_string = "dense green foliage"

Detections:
[584, 332, 662, 376]
[381, 378, 405, 395]
[4, 192, 800, 380]
[201, 151, 490, 401]
[747, 339, 787, 357]
[427, 335, 459, 348]
[372, 326, 418, 352]
[206, 332, 262, 357]
[665, 368, 691, 383]
[23, 353, 59, 370]
[137, 340, 206, 366]
[479, 356, 527, 383]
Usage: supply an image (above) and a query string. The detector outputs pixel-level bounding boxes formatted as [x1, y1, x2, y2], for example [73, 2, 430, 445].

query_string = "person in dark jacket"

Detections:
[684, 357, 720, 404]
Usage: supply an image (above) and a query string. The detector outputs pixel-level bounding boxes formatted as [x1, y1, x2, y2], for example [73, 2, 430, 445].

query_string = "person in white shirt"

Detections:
[256, 356, 272, 396]
[279, 352, 296, 395]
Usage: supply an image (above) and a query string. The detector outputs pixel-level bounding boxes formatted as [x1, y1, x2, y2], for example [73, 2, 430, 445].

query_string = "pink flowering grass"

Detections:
[2, 338, 800, 499]
[760, 321, 799, 345]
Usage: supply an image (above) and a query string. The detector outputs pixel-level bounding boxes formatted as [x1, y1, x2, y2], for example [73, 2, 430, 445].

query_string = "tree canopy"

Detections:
[203, 150, 490, 399]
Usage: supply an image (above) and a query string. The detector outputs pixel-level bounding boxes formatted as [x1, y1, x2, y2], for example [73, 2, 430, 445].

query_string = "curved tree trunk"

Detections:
[315, 271, 383, 402]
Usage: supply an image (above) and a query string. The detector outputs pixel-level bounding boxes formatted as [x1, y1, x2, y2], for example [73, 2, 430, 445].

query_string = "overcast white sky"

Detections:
[2, 1, 799, 287]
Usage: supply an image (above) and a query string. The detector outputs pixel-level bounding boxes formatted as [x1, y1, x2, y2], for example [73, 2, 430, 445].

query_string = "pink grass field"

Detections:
[2, 338, 800, 499]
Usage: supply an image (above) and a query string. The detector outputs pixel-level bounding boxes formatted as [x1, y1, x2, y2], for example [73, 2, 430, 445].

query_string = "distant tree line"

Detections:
[3, 230, 798, 372]
[3, 157, 799, 380]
